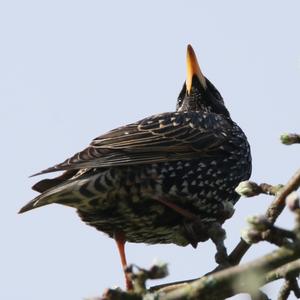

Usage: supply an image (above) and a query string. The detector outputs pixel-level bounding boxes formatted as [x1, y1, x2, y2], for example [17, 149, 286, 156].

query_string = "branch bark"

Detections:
[228, 168, 300, 266]
[102, 244, 300, 300]
[155, 245, 300, 300]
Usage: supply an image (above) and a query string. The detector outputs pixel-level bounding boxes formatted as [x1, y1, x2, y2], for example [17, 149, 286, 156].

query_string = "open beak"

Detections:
[186, 44, 207, 94]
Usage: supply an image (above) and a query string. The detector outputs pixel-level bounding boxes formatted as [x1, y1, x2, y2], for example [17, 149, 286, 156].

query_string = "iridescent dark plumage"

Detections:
[20, 45, 251, 287]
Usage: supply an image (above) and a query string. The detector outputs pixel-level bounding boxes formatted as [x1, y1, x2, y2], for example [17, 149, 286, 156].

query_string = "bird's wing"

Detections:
[33, 111, 232, 176]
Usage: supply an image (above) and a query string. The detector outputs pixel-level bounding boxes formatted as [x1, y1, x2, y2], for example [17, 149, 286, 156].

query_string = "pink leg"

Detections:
[114, 231, 133, 290]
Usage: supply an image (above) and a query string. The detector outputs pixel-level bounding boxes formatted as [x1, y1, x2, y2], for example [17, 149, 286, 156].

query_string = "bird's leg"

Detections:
[154, 197, 197, 220]
[154, 196, 205, 247]
[114, 231, 133, 291]
[154, 196, 229, 266]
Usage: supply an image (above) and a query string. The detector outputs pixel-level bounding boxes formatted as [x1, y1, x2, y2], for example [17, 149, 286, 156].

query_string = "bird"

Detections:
[19, 45, 252, 290]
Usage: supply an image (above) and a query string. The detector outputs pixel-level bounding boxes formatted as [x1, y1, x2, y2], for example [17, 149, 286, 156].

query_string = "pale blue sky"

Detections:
[1, 1, 300, 299]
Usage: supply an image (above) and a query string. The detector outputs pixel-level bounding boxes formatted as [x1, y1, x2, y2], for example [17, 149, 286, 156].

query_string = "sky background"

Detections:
[1, 1, 300, 299]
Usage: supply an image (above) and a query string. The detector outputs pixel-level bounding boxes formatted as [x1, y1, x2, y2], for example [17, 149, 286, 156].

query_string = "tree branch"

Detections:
[265, 259, 300, 283]
[277, 278, 300, 300]
[228, 168, 300, 266]
[155, 245, 300, 300]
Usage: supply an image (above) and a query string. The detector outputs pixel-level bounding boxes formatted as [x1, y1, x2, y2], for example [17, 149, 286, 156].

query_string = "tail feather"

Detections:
[19, 182, 72, 214]
[18, 196, 47, 214]
[19, 174, 89, 214]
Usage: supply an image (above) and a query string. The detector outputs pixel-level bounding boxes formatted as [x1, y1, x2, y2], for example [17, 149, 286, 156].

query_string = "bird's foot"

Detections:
[152, 196, 230, 267]
[207, 222, 230, 267]
[183, 219, 230, 267]
[125, 262, 169, 294]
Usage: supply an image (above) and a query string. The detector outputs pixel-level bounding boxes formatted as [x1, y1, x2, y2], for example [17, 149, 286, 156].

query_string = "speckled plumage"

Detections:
[20, 46, 251, 250]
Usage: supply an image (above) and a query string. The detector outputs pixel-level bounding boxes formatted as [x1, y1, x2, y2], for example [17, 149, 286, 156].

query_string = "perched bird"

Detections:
[19, 45, 251, 289]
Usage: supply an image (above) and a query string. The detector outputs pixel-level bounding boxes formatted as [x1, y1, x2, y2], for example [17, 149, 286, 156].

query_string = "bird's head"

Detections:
[177, 45, 230, 117]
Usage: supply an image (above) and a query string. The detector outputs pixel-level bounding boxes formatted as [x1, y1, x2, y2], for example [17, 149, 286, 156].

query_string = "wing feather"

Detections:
[32, 111, 232, 176]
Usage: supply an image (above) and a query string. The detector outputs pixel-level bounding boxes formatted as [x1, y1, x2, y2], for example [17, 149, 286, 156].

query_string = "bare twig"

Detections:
[125, 263, 168, 293]
[241, 215, 296, 247]
[290, 278, 300, 298]
[228, 168, 300, 266]
[155, 245, 300, 300]
[277, 278, 300, 300]
[265, 259, 300, 283]
[236, 181, 283, 197]
[278, 280, 292, 300]
[280, 133, 300, 145]
[100, 246, 300, 300]
[266, 169, 300, 223]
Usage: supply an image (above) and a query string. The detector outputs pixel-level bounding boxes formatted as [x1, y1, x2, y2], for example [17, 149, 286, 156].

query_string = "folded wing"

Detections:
[33, 111, 232, 176]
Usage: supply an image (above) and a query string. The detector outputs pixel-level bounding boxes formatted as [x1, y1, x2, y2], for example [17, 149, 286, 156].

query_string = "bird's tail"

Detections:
[18, 182, 73, 214]
[18, 195, 49, 214]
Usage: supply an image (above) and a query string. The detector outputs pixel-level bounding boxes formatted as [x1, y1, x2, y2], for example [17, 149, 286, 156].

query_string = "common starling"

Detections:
[20, 45, 252, 289]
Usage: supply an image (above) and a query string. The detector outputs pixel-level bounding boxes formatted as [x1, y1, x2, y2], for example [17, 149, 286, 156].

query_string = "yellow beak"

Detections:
[186, 44, 207, 94]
